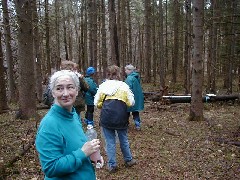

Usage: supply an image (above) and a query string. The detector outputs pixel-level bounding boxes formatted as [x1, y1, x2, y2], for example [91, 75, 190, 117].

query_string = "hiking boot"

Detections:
[134, 119, 141, 131]
[108, 166, 118, 173]
[125, 159, 137, 167]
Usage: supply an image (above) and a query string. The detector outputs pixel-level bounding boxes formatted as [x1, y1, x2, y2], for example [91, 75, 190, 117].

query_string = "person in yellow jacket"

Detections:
[94, 65, 137, 173]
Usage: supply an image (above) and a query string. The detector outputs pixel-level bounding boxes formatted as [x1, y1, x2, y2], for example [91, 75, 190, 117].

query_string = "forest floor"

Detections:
[0, 99, 239, 180]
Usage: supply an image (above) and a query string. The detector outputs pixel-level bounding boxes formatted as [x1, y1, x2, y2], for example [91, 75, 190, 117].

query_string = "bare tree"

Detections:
[108, 0, 119, 66]
[2, 0, 17, 103]
[189, 0, 204, 121]
[14, 0, 36, 119]
[33, 0, 43, 102]
[100, 0, 107, 79]
[172, 0, 180, 83]
[144, 0, 151, 83]
[0, 30, 8, 113]
[184, 0, 192, 94]
[159, 0, 166, 90]
[45, 0, 51, 75]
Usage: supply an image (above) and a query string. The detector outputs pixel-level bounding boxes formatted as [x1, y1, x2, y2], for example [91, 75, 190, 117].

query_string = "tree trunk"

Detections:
[152, 0, 157, 85]
[0, 30, 8, 113]
[159, 0, 165, 90]
[45, 0, 51, 75]
[100, 0, 107, 80]
[126, 1, 132, 65]
[144, 0, 151, 83]
[62, 6, 69, 61]
[2, 0, 17, 103]
[172, 0, 180, 83]
[33, 0, 43, 102]
[108, 0, 119, 66]
[184, 0, 191, 94]
[14, 0, 36, 119]
[189, 0, 204, 121]
[119, 0, 127, 67]
[67, 0, 73, 61]
[55, 0, 61, 70]
[88, 0, 98, 67]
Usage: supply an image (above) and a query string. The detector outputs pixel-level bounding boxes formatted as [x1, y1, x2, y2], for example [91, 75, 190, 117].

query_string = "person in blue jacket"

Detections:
[35, 70, 103, 180]
[84, 67, 98, 125]
[124, 64, 144, 131]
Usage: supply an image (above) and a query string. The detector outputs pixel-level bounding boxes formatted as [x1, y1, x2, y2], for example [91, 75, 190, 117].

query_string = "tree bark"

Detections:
[189, 0, 204, 121]
[184, 0, 191, 94]
[2, 0, 17, 103]
[33, 0, 43, 102]
[144, 0, 151, 83]
[108, 0, 119, 66]
[0, 30, 8, 113]
[172, 0, 180, 83]
[14, 0, 36, 119]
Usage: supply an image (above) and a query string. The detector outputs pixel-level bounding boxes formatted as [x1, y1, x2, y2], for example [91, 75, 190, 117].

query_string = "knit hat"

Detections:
[86, 67, 95, 75]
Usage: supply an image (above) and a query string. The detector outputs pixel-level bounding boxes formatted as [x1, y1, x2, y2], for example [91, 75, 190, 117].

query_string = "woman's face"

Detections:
[52, 75, 78, 111]
[125, 68, 132, 75]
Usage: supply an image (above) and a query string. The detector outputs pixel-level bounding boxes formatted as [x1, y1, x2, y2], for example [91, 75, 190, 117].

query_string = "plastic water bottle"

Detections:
[85, 125, 102, 168]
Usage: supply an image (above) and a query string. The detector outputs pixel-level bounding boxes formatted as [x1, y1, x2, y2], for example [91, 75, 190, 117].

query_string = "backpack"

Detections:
[43, 85, 54, 107]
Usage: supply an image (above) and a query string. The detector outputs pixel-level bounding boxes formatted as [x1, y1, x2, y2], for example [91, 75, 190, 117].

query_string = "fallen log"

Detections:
[162, 94, 239, 103]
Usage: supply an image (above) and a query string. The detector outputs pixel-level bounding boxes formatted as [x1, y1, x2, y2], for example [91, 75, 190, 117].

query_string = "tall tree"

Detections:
[88, 0, 98, 67]
[159, 0, 166, 90]
[184, 0, 192, 94]
[45, 0, 51, 75]
[2, 0, 17, 103]
[126, 1, 133, 64]
[189, 0, 204, 121]
[0, 30, 8, 113]
[55, 0, 61, 70]
[100, 0, 107, 79]
[172, 0, 180, 83]
[14, 0, 36, 119]
[108, 0, 119, 66]
[144, 0, 151, 83]
[33, 0, 43, 102]
[67, 0, 73, 61]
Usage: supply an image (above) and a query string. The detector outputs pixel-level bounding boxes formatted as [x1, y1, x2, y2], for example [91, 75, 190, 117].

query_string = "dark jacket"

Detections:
[94, 80, 135, 129]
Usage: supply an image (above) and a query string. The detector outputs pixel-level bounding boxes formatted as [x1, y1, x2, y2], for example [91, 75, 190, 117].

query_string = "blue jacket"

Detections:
[125, 72, 144, 112]
[35, 104, 96, 180]
[84, 76, 98, 105]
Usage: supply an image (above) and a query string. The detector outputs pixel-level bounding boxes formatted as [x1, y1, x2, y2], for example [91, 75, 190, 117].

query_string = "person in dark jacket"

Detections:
[124, 64, 144, 131]
[60, 60, 89, 119]
[73, 63, 89, 117]
[94, 65, 137, 173]
[84, 67, 98, 125]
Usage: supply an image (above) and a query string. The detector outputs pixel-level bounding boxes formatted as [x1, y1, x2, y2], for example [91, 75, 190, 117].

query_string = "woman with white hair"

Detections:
[124, 64, 144, 131]
[35, 70, 103, 180]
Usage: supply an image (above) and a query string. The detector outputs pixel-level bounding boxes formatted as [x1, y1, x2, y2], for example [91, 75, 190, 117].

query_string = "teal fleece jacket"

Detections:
[35, 104, 96, 180]
[84, 76, 98, 105]
[125, 71, 144, 112]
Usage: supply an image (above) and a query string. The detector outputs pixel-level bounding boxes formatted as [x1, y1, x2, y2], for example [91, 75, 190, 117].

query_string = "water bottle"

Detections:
[85, 125, 102, 168]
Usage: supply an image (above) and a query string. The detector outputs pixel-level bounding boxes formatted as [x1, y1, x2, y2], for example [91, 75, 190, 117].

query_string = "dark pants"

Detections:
[85, 105, 94, 121]
[128, 111, 141, 127]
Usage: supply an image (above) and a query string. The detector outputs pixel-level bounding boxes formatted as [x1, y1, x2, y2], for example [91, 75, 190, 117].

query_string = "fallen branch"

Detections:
[0, 137, 35, 179]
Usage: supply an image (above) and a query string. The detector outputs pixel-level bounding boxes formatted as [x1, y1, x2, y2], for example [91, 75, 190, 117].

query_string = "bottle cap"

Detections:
[87, 124, 93, 129]
[96, 162, 101, 169]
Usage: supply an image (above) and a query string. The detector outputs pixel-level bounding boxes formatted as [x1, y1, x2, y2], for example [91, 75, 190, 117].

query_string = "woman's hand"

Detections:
[81, 139, 100, 157]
